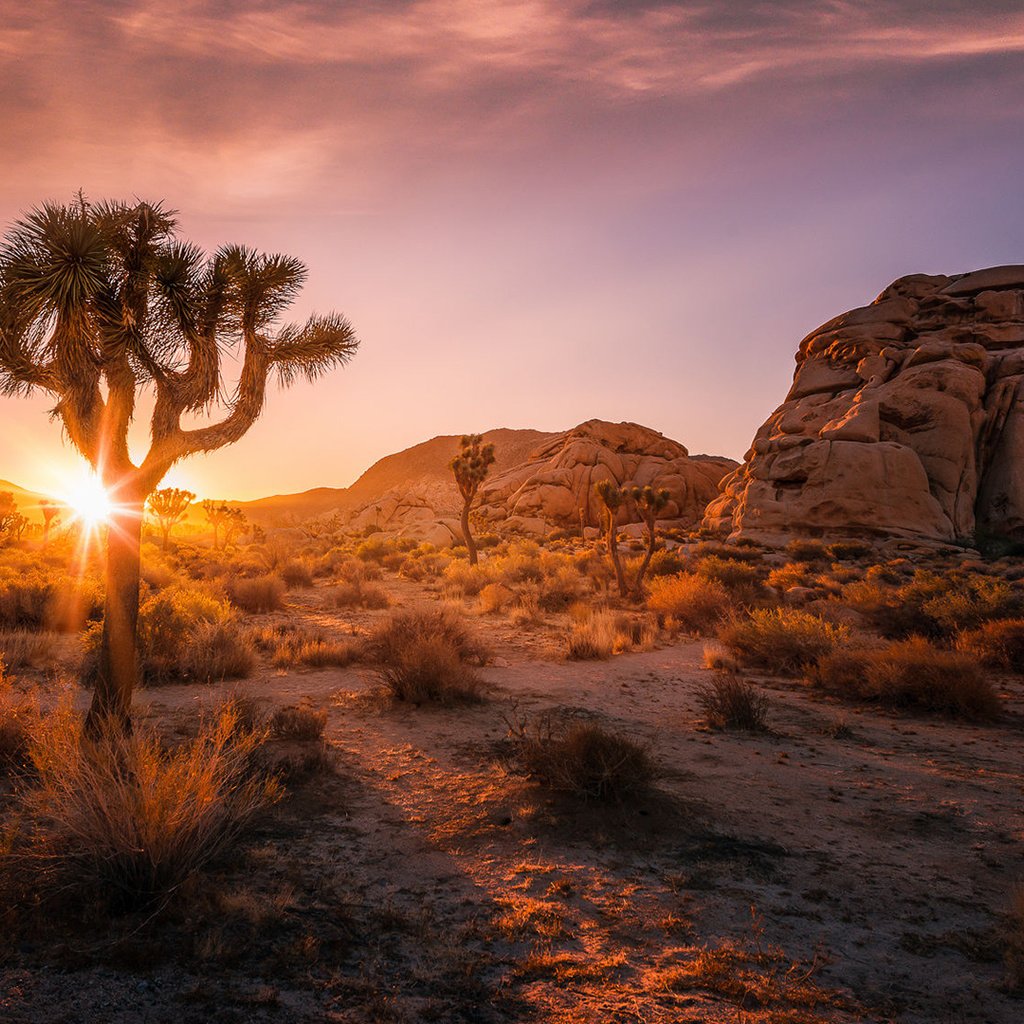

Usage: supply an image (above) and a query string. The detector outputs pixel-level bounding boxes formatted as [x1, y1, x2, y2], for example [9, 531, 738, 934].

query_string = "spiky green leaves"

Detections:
[451, 434, 496, 503]
[627, 485, 671, 518]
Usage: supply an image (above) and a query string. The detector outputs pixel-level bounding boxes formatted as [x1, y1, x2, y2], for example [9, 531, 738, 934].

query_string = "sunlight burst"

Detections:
[64, 472, 113, 528]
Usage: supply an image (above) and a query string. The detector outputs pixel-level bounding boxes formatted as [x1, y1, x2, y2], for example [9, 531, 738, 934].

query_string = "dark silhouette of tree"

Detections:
[450, 434, 495, 566]
[202, 499, 244, 550]
[0, 198, 358, 731]
[39, 499, 63, 545]
[148, 487, 195, 550]
[626, 484, 670, 599]
[0, 492, 28, 545]
[594, 480, 628, 596]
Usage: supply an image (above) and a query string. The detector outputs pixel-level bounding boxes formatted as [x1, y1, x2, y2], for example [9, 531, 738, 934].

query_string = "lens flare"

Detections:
[63, 472, 113, 528]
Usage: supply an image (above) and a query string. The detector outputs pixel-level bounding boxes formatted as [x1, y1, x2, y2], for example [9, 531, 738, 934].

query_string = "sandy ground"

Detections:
[4, 585, 1024, 1023]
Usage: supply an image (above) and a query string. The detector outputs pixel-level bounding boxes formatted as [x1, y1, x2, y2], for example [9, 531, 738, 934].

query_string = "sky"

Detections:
[1, 0, 1023, 500]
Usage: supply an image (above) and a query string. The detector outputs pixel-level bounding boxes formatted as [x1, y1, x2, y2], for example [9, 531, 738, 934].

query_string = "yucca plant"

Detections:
[0, 197, 358, 731]
[201, 499, 248, 550]
[450, 433, 496, 565]
[594, 480, 628, 596]
[628, 484, 671, 599]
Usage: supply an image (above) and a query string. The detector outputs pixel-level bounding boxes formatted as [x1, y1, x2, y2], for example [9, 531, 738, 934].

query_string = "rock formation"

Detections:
[339, 420, 735, 544]
[476, 420, 736, 535]
[703, 266, 1024, 546]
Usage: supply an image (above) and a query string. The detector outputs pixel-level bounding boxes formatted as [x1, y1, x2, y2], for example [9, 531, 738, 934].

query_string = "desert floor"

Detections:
[4, 575, 1022, 1024]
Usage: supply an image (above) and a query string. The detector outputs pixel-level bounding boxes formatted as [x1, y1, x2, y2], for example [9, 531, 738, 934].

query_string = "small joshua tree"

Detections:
[223, 507, 249, 549]
[148, 487, 195, 550]
[627, 484, 670, 599]
[450, 434, 495, 566]
[0, 198, 358, 730]
[39, 499, 63, 545]
[594, 480, 628, 597]
[0, 492, 20, 545]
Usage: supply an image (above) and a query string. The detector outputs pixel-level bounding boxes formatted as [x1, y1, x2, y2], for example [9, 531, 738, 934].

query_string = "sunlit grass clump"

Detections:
[1, 701, 280, 914]
[719, 608, 848, 675]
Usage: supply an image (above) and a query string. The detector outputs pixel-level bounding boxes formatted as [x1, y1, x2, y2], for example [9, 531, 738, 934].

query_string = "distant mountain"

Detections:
[0, 479, 51, 521]
[233, 427, 556, 526]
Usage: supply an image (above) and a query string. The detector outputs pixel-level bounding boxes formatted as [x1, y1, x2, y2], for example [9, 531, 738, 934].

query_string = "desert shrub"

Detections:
[378, 636, 483, 705]
[692, 556, 765, 603]
[270, 704, 327, 741]
[0, 630, 60, 671]
[493, 549, 544, 586]
[703, 642, 739, 673]
[334, 557, 383, 583]
[228, 574, 286, 613]
[366, 606, 488, 667]
[0, 570, 102, 632]
[692, 541, 763, 563]
[696, 676, 770, 731]
[0, 675, 36, 774]
[863, 638, 1000, 720]
[647, 573, 731, 633]
[279, 559, 314, 588]
[719, 609, 848, 675]
[808, 639, 1000, 720]
[566, 610, 618, 660]
[179, 621, 256, 683]
[250, 623, 353, 668]
[784, 539, 829, 563]
[844, 569, 1020, 639]
[648, 549, 684, 578]
[507, 712, 655, 801]
[479, 582, 514, 614]
[957, 618, 1024, 671]
[398, 548, 451, 581]
[1, 702, 279, 912]
[443, 560, 490, 597]
[355, 536, 392, 563]
[537, 565, 587, 612]
[330, 579, 389, 609]
[766, 563, 811, 591]
[826, 541, 872, 561]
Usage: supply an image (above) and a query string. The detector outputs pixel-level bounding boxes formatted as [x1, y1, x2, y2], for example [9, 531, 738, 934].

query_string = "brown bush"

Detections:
[647, 573, 731, 634]
[366, 606, 488, 667]
[270, 704, 328, 741]
[279, 560, 314, 588]
[330, 579, 390, 610]
[696, 676, 770, 731]
[957, 618, 1024, 671]
[250, 624, 353, 669]
[378, 636, 483, 705]
[784, 539, 829, 563]
[508, 713, 655, 801]
[0, 630, 61, 671]
[719, 609, 848, 675]
[863, 637, 1000, 720]
[479, 582, 514, 614]
[180, 621, 256, 683]
[1, 702, 279, 912]
[229, 574, 286, 613]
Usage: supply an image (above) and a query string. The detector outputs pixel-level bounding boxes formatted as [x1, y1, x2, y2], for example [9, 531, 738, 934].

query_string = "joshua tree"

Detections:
[0, 492, 19, 545]
[626, 484, 670, 599]
[593, 480, 628, 596]
[0, 198, 358, 731]
[450, 433, 495, 566]
[39, 499, 63, 545]
[202, 500, 249, 550]
[148, 486, 195, 550]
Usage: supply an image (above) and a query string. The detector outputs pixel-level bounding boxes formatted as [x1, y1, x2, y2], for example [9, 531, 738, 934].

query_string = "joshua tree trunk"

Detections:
[461, 501, 478, 566]
[631, 513, 658, 601]
[160, 523, 170, 551]
[86, 500, 144, 734]
[605, 510, 627, 597]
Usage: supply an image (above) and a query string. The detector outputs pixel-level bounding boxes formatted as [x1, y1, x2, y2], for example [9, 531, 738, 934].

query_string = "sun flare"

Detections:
[64, 473, 113, 528]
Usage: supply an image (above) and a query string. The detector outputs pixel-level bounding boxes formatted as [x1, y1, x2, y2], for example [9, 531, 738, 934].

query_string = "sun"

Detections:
[65, 472, 113, 528]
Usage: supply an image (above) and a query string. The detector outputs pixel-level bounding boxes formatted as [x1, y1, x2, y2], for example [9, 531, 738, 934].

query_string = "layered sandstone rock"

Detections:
[703, 266, 1024, 546]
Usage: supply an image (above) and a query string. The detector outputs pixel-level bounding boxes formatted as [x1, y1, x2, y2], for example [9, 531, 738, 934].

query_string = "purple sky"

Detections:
[2, 1, 1023, 499]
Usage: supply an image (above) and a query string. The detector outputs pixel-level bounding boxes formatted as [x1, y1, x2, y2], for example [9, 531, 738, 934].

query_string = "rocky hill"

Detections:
[704, 265, 1024, 546]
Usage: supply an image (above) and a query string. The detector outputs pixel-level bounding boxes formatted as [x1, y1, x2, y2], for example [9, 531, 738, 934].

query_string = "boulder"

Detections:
[704, 266, 1024, 546]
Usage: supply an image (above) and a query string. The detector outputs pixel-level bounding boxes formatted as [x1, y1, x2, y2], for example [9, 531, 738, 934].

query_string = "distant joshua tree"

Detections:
[148, 487, 195, 550]
[593, 480, 628, 596]
[0, 491, 28, 546]
[626, 484, 670, 599]
[39, 499, 63, 545]
[0, 198, 358, 731]
[450, 434, 495, 566]
[594, 481, 671, 600]
[202, 499, 248, 550]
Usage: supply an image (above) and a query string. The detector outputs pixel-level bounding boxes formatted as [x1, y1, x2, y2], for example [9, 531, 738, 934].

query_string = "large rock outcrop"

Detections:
[704, 266, 1024, 546]
[477, 420, 736, 533]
